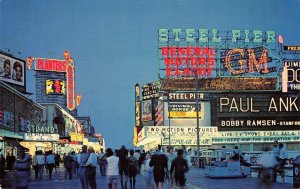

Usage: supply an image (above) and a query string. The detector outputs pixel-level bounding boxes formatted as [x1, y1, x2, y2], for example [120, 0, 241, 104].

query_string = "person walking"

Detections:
[54, 153, 61, 172]
[144, 153, 153, 189]
[278, 143, 288, 183]
[272, 140, 280, 182]
[0, 153, 5, 179]
[128, 149, 138, 189]
[258, 147, 274, 189]
[64, 152, 74, 179]
[167, 147, 176, 187]
[71, 151, 78, 176]
[46, 150, 55, 179]
[78, 145, 90, 189]
[86, 147, 97, 189]
[15, 151, 31, 189]
[6, 153, 16, 172]
[170, 149, 189, 189]
[106, 148, 119, 189]
[32, 151, 38, 179]
[118, 145, 129, 189]
[98, 148, 107, 176]
[36, 151, 45, 180]
[149, 145, 168, 189]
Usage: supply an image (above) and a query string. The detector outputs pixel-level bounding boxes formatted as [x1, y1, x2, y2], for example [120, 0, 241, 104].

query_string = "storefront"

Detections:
[0, 81, 43, 157]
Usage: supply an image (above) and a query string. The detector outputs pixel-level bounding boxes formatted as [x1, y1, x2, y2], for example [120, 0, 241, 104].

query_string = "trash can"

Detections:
[293, 156, 300, 188]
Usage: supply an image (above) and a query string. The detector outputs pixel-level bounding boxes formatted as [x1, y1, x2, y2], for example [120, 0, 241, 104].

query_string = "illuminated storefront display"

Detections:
[69, 132, 84, 144]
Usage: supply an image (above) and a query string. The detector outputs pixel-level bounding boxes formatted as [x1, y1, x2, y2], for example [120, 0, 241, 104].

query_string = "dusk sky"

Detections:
[1, 0, 299, 149]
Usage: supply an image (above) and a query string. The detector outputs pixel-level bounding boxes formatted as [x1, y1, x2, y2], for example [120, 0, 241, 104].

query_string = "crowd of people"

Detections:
[0, 141, 290, 189]
[97, 144, 189, 189]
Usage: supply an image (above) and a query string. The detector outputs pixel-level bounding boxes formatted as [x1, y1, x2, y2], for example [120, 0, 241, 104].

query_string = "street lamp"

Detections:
[193, 70, 201, 168]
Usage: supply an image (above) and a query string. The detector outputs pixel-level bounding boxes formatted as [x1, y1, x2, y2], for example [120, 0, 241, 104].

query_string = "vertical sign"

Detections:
[135, 84, 141, 127]
[67, 60, 75, 111]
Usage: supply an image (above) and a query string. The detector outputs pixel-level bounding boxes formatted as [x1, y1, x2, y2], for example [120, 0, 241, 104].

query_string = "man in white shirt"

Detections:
[106, 148, 119, 189]
[86, 147, 97, 189]
[36, 151, 45, 180]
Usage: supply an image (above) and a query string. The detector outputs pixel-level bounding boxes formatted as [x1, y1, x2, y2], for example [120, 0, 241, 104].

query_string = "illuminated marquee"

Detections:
[35, 58, 67, 72]
[46, 79, 65, 95]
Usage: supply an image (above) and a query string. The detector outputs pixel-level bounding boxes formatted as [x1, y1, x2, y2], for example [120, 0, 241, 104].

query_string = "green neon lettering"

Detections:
[199, 29, 208, 43]
[253, 30, 262, 43]
[159, 29, 168, 42]
[232, 30, 240, 42]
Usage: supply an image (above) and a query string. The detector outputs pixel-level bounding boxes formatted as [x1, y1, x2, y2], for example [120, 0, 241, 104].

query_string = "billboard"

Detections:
[0, 53, 25, 86]
[46, 79, 65, 95]
[142, 81, 161, 100]
[142, 100, 152, 121]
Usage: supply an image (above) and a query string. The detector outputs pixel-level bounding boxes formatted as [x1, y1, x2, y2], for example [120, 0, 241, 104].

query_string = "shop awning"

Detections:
[6, 139, 29, 152]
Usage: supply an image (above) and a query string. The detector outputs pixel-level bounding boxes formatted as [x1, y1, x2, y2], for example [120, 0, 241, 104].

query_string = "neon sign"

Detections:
[225, 48, 269, 75]
[35, 58, 67, 72]
[161, 47, 215, 77]
[67, 61, 75, 111]
[159, 29, 276, 44]
[158, 29, 280, 79]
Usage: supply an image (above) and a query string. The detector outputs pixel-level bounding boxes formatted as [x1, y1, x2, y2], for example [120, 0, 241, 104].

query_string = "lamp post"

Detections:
[194, 70, 201, 168]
